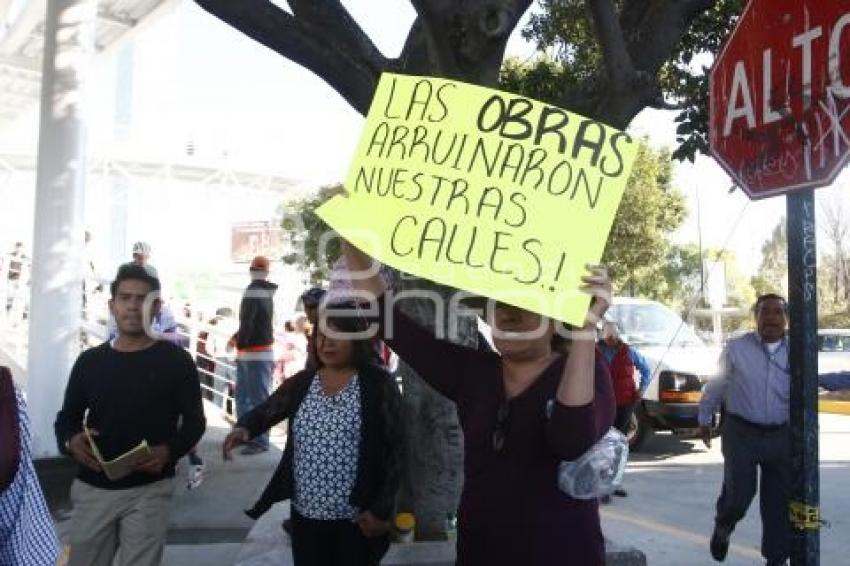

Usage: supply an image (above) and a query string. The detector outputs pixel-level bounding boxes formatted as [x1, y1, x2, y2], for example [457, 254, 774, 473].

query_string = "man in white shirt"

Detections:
[698, 294, 790, 566]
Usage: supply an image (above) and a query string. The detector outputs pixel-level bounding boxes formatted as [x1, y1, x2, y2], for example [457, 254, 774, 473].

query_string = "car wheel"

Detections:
[628, 403, 653, 452]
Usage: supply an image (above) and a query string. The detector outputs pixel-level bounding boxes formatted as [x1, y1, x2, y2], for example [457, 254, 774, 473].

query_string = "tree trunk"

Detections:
[397, 361, 465, 539]
[385, 4, 515, 538]
[842, 253, 850, 307]
[392, 278, 473, 540]
[835, 251, 840, 307]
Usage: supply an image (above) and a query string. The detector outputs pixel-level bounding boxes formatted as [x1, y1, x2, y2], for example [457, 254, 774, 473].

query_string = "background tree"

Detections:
[701, 249, 755, 334]
[506, 0, 743, 162]
[194, 0, 738, 538]
[281, 185, 343, 284]
[819, 196, 850, 312]
[751, 219, 788, 298]
[713, 250, 756, 312]
[602, 141, 686, 298]
[662, 243, 704, 306]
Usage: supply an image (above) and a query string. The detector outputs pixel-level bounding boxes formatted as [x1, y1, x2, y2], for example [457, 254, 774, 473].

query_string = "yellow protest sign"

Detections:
[317, 73, 638, 325]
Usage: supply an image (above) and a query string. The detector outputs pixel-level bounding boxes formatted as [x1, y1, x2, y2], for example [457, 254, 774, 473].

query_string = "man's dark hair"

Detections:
[753, 293, 788, 315]
[110, 263, 161, 298]
[300, 287, 326, 309]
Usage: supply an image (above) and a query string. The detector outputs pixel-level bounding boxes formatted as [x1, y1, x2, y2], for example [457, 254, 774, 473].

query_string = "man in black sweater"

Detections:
[55, 264, 205, 566]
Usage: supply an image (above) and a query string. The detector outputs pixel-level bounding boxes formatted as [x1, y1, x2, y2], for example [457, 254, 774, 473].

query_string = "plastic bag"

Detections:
[557, 427, 629, 500]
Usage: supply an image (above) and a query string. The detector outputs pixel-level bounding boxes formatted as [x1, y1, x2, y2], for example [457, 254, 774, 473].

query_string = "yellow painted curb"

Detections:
[818, 400, 850, 415]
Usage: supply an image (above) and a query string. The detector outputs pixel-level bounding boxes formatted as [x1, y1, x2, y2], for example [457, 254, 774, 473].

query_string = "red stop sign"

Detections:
[710, 1, 850, 199]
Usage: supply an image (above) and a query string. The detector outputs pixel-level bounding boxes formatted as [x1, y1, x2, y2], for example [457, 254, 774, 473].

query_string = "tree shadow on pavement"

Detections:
[630, 431, 707, 462]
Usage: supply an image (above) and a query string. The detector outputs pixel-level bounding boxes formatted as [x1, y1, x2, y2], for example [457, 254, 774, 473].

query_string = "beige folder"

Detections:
[84, 426, 152, 481]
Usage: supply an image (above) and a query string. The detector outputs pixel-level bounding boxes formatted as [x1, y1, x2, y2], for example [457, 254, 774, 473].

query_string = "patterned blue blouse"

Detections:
[292, 373, 362, 520]
[0, 387, 60, 565]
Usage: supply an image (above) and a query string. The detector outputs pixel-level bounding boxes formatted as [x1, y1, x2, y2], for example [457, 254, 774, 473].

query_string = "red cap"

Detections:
[250, 255, 270, 271]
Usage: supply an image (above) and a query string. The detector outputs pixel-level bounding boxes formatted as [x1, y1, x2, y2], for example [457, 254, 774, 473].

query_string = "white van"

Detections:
[605, 297, 722, 450]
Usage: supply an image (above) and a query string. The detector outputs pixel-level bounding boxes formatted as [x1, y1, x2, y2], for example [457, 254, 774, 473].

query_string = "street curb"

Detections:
[33, 456, 76, 516]
[604, 538, 647, 565]
[236, 503, 647, 565]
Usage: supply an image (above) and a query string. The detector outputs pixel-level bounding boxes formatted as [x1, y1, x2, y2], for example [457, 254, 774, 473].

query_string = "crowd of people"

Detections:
[0, 232, 834, 566]
[1, 241, 29, 321]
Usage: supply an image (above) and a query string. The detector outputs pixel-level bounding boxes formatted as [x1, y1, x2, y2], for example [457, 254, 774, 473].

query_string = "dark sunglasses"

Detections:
[491, 398, 510, 452]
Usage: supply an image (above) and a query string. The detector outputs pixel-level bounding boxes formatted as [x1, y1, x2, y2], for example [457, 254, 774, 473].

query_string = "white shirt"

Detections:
[698, 332, 790, 427]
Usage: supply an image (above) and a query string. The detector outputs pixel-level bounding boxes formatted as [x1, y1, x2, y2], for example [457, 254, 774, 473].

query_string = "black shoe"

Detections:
[765, 560, 787, 566]
[240, 443, 269, 456]
[614, 488, 628, 497]
[282, 518, 293, 535]
[710, 523, 732, 562]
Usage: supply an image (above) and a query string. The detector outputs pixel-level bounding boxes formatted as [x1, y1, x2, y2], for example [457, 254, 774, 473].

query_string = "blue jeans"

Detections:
[235, 358, 274, 448]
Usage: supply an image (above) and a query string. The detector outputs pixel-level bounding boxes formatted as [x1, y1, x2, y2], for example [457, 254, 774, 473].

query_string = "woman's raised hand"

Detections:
[580, 264, 612, 325]
[341, 238, 388, 300]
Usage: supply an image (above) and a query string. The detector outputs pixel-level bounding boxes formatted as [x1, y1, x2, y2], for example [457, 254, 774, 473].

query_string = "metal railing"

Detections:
[172, 321, 239, 418]
[0, 252, 29, 373]
[0, 252, 243, 416]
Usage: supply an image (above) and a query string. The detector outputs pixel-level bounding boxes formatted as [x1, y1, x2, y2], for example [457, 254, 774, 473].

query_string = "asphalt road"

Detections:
[600, 413, 850, 565]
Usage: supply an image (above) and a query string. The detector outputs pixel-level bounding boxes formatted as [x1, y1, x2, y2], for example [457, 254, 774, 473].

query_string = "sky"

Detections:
[166, 0, 846, 277]
[3, 0, 850, 282]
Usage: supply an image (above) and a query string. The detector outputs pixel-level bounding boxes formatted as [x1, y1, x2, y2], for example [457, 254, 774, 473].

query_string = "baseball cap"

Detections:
[250, 255, 270, 271]
[132, 241, 152, 256]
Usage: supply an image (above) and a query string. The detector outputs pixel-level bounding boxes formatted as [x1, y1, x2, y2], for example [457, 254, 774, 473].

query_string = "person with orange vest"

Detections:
[231, 256, 278, 455]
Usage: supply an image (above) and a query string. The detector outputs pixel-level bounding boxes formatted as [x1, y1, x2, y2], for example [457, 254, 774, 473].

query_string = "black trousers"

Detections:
[613, 403, 636, 435]
[291, 509, 388, 566]
[715, 414, 791, 562]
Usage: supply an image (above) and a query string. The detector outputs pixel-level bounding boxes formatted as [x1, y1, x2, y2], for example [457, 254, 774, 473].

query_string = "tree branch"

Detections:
[194, 0, 387, 115]
[408, 0, 464, 77]
[587, 0, 636, 92]
[393, 17, 433, 75]
[678, 0, 717, 19]
[286, 1, 389, 73]
[560, 0, 717, 128]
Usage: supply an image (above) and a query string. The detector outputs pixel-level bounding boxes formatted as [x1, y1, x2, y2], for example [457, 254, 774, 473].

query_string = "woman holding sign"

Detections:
[342, 240, 615, 566]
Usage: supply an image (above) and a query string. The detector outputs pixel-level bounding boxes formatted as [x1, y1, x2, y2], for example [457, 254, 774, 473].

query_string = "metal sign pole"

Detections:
[785, 188, 820, 565]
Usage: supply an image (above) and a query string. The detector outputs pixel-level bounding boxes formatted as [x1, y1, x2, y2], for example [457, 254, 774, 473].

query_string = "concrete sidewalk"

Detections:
[163, 405, 643, 565]
[162, 404, 285, 566]
[234, 502, 645, 566]
[54, 402, 285, 566]
[58, 402, 644, 565]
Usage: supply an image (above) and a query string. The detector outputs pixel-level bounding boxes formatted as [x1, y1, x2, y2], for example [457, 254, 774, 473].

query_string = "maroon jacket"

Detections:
[599, 343, 638, 407]
[378, 297, 615, 566]
[0, 367, 21, 492]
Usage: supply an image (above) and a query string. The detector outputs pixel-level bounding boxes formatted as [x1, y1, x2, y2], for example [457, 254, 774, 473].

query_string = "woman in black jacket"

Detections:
[223, 303, 403, 566]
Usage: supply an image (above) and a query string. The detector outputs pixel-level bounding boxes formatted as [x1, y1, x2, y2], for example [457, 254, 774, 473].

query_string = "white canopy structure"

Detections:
[0, 0, 308, 458]
[0, 0, 178, 127]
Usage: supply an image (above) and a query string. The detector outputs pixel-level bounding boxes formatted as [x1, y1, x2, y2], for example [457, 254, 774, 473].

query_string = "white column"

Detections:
[26, 0, 97, 458]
